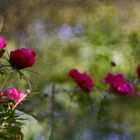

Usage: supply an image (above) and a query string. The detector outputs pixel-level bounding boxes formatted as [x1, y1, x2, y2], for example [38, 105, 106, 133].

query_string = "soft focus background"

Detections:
[1, 0, 140, 140]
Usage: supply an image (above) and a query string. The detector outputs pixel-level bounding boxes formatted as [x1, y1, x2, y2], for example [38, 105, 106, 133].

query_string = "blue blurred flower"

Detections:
[73, 25, 84, 36]
[108, 133, 132, 140]
[34, 135, 45, 140]
[82, 128, 92, 139]
[27, 21, 48, 47]
[34, 21, 46, 31]
[58, 24, 73, 41]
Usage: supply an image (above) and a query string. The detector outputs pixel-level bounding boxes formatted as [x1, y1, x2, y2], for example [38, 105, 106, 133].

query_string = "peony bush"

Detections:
[68, 68, 140, 96]
[67, 65, 140, 111]
[0, 36, 36, 140]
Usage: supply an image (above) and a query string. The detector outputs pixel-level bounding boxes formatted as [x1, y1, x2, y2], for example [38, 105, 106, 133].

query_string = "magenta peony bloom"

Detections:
[104, 72, 132, 95]
[136, 64, 140, 78]
[10, 48, 36, 69]
[104, 73, 124, 85]
[0, 88, 24, 103]
[0, 36, 6, 58]
[68, 69, 94, 92]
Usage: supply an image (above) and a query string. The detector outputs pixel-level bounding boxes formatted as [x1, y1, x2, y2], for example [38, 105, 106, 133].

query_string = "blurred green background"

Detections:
[1, 0, 140, 139]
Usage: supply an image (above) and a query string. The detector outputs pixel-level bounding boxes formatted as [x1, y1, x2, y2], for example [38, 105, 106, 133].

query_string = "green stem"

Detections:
[12, 94, 27, 110]
[49, 83, 56, 140]
[97, 96, 106, 119]
[51, 83, 55, 118]
[0, 72, 12, 91]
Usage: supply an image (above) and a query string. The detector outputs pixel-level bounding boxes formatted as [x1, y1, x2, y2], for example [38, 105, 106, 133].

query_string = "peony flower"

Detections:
[0, 36, 6, 58]
[0, 87, 24, 103]
[104, 72, 124, 85]
[9, 48, 36, 69]
[104, 72, 132, 95]
[68, 69, 94, 92]
[136, 64, 140, 78]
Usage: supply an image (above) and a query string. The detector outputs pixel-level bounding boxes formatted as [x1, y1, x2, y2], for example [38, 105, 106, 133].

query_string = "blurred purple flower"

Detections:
[34, 135, 45, 140]
[82, 128, 92, 139]
[108, 133, 132, 140]
[34, 21, 46, 31]
[73, 25, 84, 36]
[27, 21, 48, 47]
[58, 24, 73, 41]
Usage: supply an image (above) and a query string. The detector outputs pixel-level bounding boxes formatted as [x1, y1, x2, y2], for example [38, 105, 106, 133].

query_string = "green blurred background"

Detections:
[1, 0, 140, 139]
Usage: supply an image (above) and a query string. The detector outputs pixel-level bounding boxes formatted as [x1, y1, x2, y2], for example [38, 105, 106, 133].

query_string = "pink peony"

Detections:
[104, 72, 124, 85]
[68, 69, 94, 92]
[0, 36, 6, 58]
[10, 48, 36, 69]
[104, 72, 132, 95]
[0, 88, 24, 103]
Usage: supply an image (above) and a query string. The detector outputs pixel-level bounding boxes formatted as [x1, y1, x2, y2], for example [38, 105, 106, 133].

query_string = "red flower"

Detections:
[68, 69, 94, 92]
[10, 48, 36, 69]
[136, 64, 140, 78]
[0, 88, 24, 103]
[104, 72, 132, 95]
[0, 36, 6, 58]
